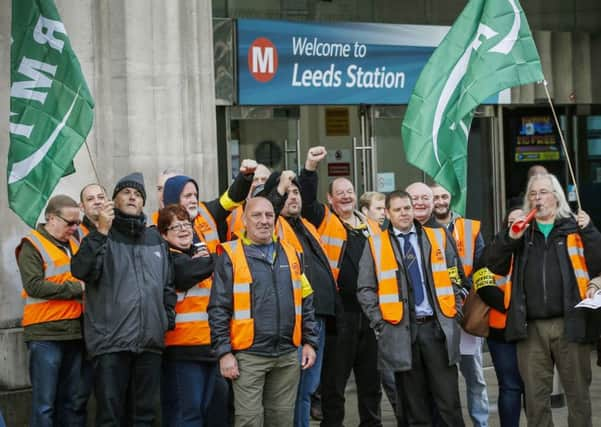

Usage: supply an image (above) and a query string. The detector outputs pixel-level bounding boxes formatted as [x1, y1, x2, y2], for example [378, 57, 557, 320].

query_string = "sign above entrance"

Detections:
[237, 19, 510, 105]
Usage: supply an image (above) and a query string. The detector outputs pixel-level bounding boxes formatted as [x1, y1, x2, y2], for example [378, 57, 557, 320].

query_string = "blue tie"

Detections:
[401, 233, 425, 305]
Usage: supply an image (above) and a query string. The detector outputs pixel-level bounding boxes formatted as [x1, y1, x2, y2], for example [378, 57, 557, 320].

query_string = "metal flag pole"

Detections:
[542, 80, 582, 211]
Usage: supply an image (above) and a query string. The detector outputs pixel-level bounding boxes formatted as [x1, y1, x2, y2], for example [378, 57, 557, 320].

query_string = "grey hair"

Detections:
[522, 173, 572, 219]
[160, 167, 184, 176]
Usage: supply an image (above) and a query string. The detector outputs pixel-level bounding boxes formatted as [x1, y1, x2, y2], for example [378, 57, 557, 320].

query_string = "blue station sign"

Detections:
[237, 19, 509, 105]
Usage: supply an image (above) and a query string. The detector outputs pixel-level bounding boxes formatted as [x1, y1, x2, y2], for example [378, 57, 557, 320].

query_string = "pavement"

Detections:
[310, 351, 601, 426]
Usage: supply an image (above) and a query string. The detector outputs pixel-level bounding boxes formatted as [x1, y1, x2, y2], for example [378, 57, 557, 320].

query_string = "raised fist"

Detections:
[240, 159, 258, 175]
[305, 146, 327, 171]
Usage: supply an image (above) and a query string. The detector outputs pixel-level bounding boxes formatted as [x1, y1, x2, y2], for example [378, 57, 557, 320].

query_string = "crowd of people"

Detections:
[15, 148, 601, 427]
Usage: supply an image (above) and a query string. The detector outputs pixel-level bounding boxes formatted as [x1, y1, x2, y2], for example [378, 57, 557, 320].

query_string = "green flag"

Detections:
[8, 0, 94, 227]
[401, 0, 543, 214]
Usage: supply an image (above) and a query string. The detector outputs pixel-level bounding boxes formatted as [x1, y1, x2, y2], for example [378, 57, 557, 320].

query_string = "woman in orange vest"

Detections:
[477, 206, 525, 427]
[158, 205, 217, 427]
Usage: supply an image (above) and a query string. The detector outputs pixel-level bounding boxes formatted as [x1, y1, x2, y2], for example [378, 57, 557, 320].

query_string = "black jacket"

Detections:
[208, 240, 318, 359]
[483, 216, 601, 343]
[298, 168, 370, 313]
[71, 211, 176, 357]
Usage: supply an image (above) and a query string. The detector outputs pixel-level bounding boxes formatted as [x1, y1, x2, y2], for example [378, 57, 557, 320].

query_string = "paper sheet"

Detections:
[575, 292, 601, 309]
[459, 329, 482, 356]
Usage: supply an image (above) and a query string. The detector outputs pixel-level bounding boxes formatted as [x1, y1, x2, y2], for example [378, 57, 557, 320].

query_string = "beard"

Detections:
[433, 205, 450, 220]
[187, 206, 199, 220]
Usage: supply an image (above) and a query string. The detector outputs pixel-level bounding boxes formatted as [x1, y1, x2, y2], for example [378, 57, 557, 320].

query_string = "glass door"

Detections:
[228, 106, 300, 180]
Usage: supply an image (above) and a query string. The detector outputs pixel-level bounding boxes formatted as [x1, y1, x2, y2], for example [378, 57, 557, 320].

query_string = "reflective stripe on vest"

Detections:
[17, 231, 82, 327]
[226, 206, 244, 241]
[165, 249, 213, 347]
[452, 218, 481, 278]
[77, 224, 90, 241]
[317, 206, 380, 281]
[566, 233, 589, 299]
[422, 227, 457, 317]
[276, 217, 324, 255]
[220, 239, 303, 350]
[193, 202, 220, 253]
[489, 263, 512, 329]
[368, 230, 402, 324]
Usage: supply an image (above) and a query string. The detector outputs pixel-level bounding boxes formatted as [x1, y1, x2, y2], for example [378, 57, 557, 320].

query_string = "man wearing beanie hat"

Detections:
[71, 172, 176, 426]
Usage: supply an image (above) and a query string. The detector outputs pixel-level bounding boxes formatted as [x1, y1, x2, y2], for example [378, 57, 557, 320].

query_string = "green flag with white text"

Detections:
[8, 0, 94, 227]
[401, 0, 543, 214]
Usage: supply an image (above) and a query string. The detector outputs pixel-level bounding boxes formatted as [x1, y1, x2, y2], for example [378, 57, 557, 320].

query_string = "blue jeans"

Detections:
[27, 339, 87, 427]
[487, 339, 524, 427]
[294, 317, 326, 427]
[459, 343, 489, 427]
[161, 359, 218, 427]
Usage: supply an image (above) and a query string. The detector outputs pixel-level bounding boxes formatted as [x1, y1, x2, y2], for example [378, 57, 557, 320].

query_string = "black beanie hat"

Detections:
[112, 172, 147, 205]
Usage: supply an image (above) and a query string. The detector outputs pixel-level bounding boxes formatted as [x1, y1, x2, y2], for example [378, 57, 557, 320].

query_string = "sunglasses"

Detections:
[55, 215, 82, 227]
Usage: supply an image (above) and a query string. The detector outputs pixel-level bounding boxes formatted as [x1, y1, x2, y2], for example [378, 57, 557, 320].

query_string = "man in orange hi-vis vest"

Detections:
[77, 183, 107, 240]
[484, 173, 601, 427]
[298, 146, 382, 427]
[431, 183, 489, 427]
[16, 195, 87, 426]
[208, 197, 318, 427]
[254, 170, 338, 427]
[357, 190, 466, 427]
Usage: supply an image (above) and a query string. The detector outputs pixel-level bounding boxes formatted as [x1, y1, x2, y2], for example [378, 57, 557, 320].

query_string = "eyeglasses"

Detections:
[167, 222, 193, 232]
[55, 215, 82, 227]
[528, 189, 553, 199]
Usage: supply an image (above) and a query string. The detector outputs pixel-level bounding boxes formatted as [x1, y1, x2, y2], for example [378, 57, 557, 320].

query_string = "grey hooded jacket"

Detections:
[357, 222, 464, 372]
[71, 221, 174, 357]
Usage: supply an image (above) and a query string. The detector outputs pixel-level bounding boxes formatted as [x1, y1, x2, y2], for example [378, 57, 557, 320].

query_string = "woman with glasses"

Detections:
[158, 204, 216, 427]
[477, 205, 525, 427]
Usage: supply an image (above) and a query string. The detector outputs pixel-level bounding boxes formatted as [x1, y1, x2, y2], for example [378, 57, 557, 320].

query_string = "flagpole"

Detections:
[83, 140, 102, 187]
[542, 80, 582, 211]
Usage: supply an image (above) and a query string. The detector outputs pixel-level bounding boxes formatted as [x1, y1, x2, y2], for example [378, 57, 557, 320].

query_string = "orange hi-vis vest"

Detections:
[488, 233, 589, 329]
[368, 230, 403, 324]
[567, 233, 589, 299]
[219, 239, 303, 350]
[77, 223, 90, 243]
[422, 227, 457, 318]
[317, 206, 380, 281]
[164, 248, 212, 347]
[150, 210, 159, 226]
[226, 205, 244, 241]
[16, 230, 83, 327]
[489, 266, 512, 329]
[451, 218, 481, 278]
[276, 216, 324, 254]
[194, 202, 221, 253]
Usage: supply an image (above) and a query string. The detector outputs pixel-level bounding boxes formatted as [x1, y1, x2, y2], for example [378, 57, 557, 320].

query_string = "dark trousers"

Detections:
[93, 351, 161, 427]
[487, 338, 523, 427]
[320, 310, 382, 427]
[395, 320, 464, 427]
[161, 360, 218, 427]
